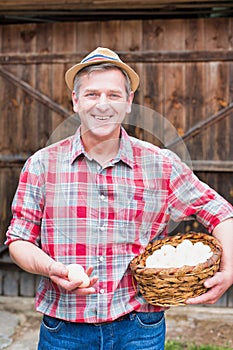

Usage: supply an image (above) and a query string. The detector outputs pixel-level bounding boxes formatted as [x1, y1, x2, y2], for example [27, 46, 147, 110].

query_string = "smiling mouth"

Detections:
[94, 116, 111, 120]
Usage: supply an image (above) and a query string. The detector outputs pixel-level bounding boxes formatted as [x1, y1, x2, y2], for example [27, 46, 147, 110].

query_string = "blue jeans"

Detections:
[38, 311, 165, 350]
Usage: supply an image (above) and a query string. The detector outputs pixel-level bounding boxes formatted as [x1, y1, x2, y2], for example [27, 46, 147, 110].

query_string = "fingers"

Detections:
[86, 266, 94, 276]
[186, 272, 229, 305]
[72, 275, 99, 295]
[49, 263, 99, 295]
[204, 272, 221, 289]
[73, 286, 97, 296]
[186, 287, 219, 305]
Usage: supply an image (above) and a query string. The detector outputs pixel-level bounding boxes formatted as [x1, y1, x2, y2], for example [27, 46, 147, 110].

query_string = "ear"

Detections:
[72, 91, 79, 113]
[126, 91, 134, 114]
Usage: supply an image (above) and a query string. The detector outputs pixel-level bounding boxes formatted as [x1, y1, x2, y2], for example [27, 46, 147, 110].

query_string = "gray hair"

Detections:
[73, 63, 131, 98]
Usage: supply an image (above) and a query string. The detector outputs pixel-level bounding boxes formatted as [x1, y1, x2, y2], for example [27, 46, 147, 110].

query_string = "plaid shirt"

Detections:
[6, 127, 233, 322]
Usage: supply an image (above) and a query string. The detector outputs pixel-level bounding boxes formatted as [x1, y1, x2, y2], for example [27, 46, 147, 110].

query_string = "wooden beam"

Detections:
[167, 102, 233, 148]
[0, 154, 30, 167]
[0, 67, 70, 118]
[1, 50, 233, 65]
[191, 160, 233, 172]
[0, 0, 232, 11]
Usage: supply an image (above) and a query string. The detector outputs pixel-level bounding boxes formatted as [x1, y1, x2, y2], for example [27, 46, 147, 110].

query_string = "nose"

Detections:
[96, 93, 109, 110]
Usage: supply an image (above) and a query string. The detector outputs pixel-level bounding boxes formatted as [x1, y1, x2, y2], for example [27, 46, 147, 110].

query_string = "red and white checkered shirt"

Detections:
[6, 127, 233, 322]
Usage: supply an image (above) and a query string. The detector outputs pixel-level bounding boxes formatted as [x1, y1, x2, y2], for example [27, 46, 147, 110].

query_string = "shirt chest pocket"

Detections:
[106, 182, 167, 224]
[129, 186, 166, 223]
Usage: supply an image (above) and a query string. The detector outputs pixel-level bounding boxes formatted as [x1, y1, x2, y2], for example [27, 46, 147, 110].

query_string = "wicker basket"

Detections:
[130, 232, 222, 307]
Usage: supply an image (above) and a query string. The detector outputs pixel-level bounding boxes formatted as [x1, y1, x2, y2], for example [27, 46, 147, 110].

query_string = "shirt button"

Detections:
[99, 289, 105, 294]
[100, 194, 105, 200]
[100, 226, 105, 232]
[99, 256, 104, 262]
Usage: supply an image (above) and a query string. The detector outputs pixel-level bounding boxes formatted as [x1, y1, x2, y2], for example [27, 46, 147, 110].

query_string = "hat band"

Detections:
[82, 54, 120, 64]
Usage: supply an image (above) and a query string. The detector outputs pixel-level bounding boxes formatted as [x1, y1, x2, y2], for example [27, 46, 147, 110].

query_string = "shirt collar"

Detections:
[70, 127, 87, 164]
[70, 126, 134, 168]
[113, 127, 134, 168]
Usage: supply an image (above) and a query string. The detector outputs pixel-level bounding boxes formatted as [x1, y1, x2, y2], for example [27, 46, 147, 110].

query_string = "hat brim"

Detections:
[65, 59, 139, 92]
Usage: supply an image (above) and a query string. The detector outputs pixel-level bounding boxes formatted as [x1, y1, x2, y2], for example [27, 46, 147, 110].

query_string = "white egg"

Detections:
[192, 243, 212, 263]
[67, 264, 90, 288]
[145, 239, 213, 269]
[193, 242, 205, 249]
[176, 239, 193, 253]
[78, 273, 90, 288]
[145, 255, 156, 268]
[160, 244, 176, 255]
[146, 251, 164, 268]
[173, 255, 186, 268]
[153, 250, 164, 258]
[67, 263, 84, 273]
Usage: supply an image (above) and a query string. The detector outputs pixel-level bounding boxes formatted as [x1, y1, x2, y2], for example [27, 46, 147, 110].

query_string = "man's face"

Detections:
[72, 69, 134, 142]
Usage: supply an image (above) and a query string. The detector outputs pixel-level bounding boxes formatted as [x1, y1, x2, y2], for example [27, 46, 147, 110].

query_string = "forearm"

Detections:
[9, 240, 55, 277]
[212, 218, 233, 279]
[9, 239, 98, 295]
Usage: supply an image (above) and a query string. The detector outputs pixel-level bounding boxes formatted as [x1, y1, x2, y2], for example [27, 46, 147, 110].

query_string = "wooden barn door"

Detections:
[0, 17, 233, 303]
[1, 17, 233, 237]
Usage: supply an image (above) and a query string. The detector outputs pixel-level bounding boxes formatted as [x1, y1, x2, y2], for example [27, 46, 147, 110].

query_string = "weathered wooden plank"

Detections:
[20, 272, 38, 297]
[119, 20, 142, 53]
[163, 63, 186, 145]
[141, 20, 181, 152]
[16, 24, 37, 156]
[185, 18, 205, 51]
[0, 68, 70, 118]
[158, 19, 186, 51]
[183, 21, 206, 159]
[143, 63, 163, 113]
[183, 22, 206, 161]
[0, 154, 29, 164]
[75, 21, 101, 52]
[204, 17, 232, 50]
[191, 160, 233, 172]
[1, 50, 233, 65]
[50, 22, 80, 135]
[35, 23, 53, 149]
[0, 25, 22, 155]
[0, 0, 233, 11]
[205, 62, 230, 161]
[167, 101, 233, 148]
[2, 270, 19, 296]
[101, 20, 122, 50]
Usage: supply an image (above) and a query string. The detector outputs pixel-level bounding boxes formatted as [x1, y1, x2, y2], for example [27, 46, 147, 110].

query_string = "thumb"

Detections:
[49, 261, 68, 278]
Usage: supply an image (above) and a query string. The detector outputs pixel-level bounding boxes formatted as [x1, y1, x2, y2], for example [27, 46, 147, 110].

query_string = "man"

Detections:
[5, 47, 233, 349]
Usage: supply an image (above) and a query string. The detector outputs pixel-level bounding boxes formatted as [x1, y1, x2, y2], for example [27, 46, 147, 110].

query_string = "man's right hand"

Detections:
[48, 262, 98, 295]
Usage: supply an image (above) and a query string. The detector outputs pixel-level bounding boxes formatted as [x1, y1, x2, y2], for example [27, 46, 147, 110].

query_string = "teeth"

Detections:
[95, 116, 110, 120]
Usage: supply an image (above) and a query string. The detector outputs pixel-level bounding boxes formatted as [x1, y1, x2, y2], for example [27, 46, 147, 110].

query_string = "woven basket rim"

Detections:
[130, 232, 222, 276]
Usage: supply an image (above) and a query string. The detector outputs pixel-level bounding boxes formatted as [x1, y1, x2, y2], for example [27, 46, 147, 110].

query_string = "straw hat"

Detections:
[65, 47, 139, 92]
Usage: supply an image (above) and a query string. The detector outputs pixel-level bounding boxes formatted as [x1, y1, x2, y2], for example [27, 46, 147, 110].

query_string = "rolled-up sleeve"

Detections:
[166, 150, 233, 232]
[5, 153, 44, 246]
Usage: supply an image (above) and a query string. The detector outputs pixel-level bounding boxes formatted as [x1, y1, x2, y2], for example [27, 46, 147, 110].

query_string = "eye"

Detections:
[109, 93, 121, 99]
[83, 90, 99, 98]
